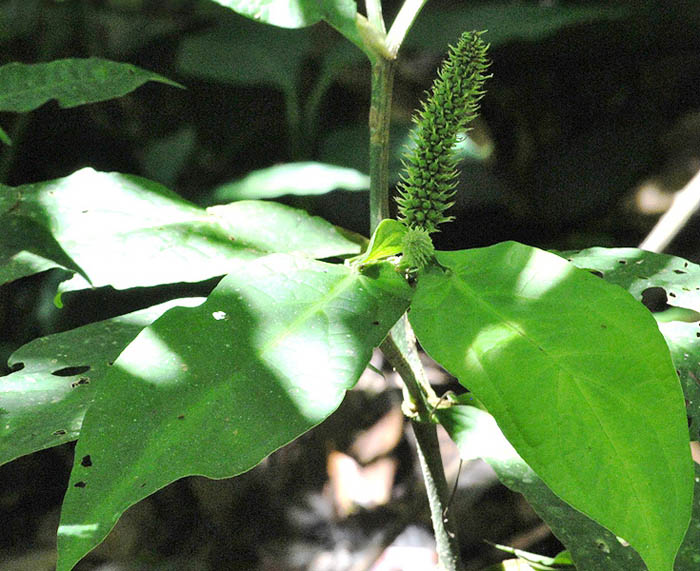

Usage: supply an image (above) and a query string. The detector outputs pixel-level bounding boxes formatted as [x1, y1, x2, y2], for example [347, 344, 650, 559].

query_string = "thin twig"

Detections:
[385, 0, 429, 58]
[639, 168, 700, 252]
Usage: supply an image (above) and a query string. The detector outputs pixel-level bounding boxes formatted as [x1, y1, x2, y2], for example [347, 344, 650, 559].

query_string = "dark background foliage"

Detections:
[1, 1, 699, 569]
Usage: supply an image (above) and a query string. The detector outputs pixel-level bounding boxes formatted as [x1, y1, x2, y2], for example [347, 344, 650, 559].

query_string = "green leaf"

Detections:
[441, 401, 700, 571]
[0, 58, 182, 113]
[0, 168, 362, 290]
[411, 241, 692, 571]
[208, 0, 326, 28]
[208, 0, 364, 55]
[348, 218, 407, 267]
[54, 255, 411, 570]
[0, 298, 204, 468]
[562, 247, 700, 441]
[139, 126, 197, 187]
[407, 3, 639, 51]
[488, 542, 575, 570]
[211, 162, 369, 201]
[0, 124, 11, 145]
[438, 402, 645, 570]
[176, 15, 310, 91]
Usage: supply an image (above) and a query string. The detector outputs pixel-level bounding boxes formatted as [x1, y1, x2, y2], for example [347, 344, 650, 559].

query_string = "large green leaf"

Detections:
[0, 298, 204, 468]
[411, 241, 692, 571]
[208, 0, 363, 54]
[211, 161, 369, 201]
[562, 247, 700, 440]
[0, 58, 182, 113]
[440, 402, 700, 571]
[55, 255, 411, 570]
[0, 168, 362, 290]
[438, 402, 645, 570]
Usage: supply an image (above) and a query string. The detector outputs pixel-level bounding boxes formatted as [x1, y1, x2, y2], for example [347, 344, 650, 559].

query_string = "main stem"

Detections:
[369, 58, 394, 233]
[368, 53, 463, 571]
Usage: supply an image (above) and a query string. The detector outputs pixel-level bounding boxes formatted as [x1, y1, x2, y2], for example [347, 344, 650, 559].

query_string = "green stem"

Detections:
[368, 58, 395, 233]
[381, 319, 462, 570]
[367, 9, 462, 566]
[412, 420, 463, 570]
[381, 316, 437, 420]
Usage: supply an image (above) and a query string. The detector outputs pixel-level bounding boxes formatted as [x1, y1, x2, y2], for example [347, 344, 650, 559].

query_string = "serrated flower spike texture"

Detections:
[396, 31, 490, 233]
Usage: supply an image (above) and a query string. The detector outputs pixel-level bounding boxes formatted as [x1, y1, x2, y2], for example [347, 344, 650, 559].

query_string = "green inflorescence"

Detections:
[396, 31, 490, 234]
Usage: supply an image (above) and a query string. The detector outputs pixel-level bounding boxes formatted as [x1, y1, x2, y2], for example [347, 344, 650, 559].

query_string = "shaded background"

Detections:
[1, 0, 700, 569]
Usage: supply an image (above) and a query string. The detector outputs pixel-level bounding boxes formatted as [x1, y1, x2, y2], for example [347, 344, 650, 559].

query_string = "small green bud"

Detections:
[401, 227, 436, 271]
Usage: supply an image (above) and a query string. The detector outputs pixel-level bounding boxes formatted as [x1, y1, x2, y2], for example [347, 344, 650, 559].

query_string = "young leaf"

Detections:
[54, 255, 411, 571]
[0, 58, 182, 113]
[348, 218, 407, 267]
[410, 241, 693, 571]
[0, 168, 362, 290]
[0, 298, 204, 468]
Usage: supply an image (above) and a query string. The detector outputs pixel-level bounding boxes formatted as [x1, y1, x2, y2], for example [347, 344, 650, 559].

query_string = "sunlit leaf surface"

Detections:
[55, 255, 411, 571]
[0, 298, 204, 467]
[211, 162, 369, 201]
[438, 401, 645, 569]
[208, 0, 362, 53]
[0, 168, 362, 289]
[440, 400, 700, 571]
[412, 241, 692, 571]
[563, 247, 700, 440]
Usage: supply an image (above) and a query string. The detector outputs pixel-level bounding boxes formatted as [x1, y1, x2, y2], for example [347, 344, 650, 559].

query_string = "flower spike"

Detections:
[396, 31, 490, 234]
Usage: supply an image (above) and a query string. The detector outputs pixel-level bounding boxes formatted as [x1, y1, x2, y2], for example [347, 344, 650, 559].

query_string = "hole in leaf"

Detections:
[51, 365, 91, 377]
[595, 539, 611, 553]
[74, 481, 86, 488]
[177, 415, 185, 420]
[588, 269, 604, 278]
[641, 287, 668, 312]
[674, 269, 687, 274]
[52, 429, 67, 436]
[71, 377, 90, 388]
[617, 260, 627, 264]
[372, 321, 380, 325]
[81, 455, 92, 467]
[669, 291, 677, 298]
